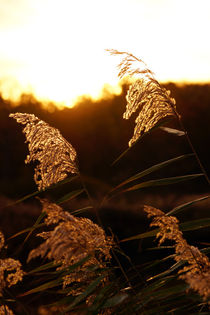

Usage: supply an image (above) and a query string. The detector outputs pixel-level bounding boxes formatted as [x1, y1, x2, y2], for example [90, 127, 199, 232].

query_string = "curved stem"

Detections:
[79, 172, 103, 227]
[173, 109, 210, 186]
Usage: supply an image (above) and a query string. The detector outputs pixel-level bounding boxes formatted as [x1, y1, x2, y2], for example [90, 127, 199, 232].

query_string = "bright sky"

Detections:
[0, 0, 210, 107]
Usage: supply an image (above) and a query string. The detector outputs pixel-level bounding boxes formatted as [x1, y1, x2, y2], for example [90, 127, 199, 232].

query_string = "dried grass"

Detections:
[9, 113, 78, 191]
[108, 49, 176, 146]
[0, 230, 24, 315]
[28, 199, 112, 295]
[144, 205, 210, 302]
[0, 305, 14, 315]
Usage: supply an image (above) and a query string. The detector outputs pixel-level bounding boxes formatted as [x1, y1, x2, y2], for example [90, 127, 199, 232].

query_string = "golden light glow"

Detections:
[0, 0, 210, 108]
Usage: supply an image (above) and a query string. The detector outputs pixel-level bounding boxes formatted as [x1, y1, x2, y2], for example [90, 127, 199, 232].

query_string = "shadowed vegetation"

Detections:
[0, 54, 210, 313]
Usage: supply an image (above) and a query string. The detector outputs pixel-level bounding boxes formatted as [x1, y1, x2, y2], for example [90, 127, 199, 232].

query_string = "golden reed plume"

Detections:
[0, 231, 4, 252]
[28, 199, 112, 294]
[9, 113, 78, 191]
[144, 206, 210, 302]
[108, 49, 176, 146]
[0, 305, 14, 315]
[0, 231, 24, 293]
[0, 231, 24, 314]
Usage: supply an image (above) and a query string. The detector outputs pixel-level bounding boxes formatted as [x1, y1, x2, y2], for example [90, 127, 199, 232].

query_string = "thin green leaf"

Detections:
[5, 190, 40, 208]
[147, 261, 184, 281]
[141, 275, 176, 296]
[137, 295, 193, 315]
[9, 211, 46, 242]
[28, 262, 60, 275]
[163, 298, 204, 315]
[4, 175, 79, 208]
[71, 206, 93, 215]
[65, 275, 106, 311]
[180, 217, 210, 232]
[111, 146, 132, 166]
[23, 257, 91, 296]
[111, 130, 150, 166]
[9, 223, 45, 239]
[167, 195, 210, 216]
[146, 283, 188, 300]
[20, 278, 63, 296]
[147, 246, 175, 250]
[123, 174, 203, 192]
[121, 229, 158, 242]
[23, 211, 46, 243]
[57, 189, 84, 204]
[112, 154, 194, 191]
[121, 217, 210, 242]
[112, 118, 173, 165]
[88, 284, 113, 312]
[52, 174, 79, 187]
[102, 293, 129, 308]
[143, 254, 175, 271]
[138, 275, 175, 295]
[201, 247, 210, 255]
[60, 256, 91, 277]
[47, 295, 74, 307]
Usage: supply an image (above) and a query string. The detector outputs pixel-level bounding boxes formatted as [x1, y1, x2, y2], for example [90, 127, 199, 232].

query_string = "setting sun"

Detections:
[0, 0, 210, 107]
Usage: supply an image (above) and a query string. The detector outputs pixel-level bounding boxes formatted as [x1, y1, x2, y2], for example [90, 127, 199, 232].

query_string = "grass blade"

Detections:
[88, 284, 113, 312]
[112, 154, 194, 192]
[147, 261, 184, 281]
[23, 211, 46, 243]
[65, 275, 106, 311]
[20, 278, 63, 296]
[57, 189, 84, 204]
[3, 175, 79, 209]
[180, 217, 210, 232]
[27, 262, 60, 275]
[121, 217, 210, 242]
[71, 206, 93, 215]
[102, 293, 129, 308]
[112, 119, 173, 165]
[167, 195, 210, 216]
[9, 223, 45, 239]
[9, 211, 46, 241]
[22, 257, 91, 296]
[122, 174, 203, 192]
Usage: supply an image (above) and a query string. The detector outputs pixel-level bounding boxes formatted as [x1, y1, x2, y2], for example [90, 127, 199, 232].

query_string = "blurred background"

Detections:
[1, 82, 210, 250]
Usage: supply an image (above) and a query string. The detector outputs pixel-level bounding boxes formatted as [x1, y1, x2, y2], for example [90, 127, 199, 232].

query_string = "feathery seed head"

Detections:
[180, 272, 210, 301]
[0, 231, 5, 252]
[28, 200, 112, 292]
[144, 205, 210, 301]
[0, 258, 24, 292]
[9, 112, 78, 190]
[0, 305, 14, 315]
[0, 230, 24, 294]
[108, 49, 176, 146]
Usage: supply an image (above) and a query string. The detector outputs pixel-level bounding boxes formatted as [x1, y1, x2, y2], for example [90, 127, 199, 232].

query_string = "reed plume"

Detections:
[108, 49, 176, 146]
[28, 199, 112, 294]
[0, 230, 24, 315]
[144, 205, 210, 302]
[0, 231, 4, 252]
[0, 231, 24, 294]
[0, 305, 14, 315]
[9, 113, 78, 191]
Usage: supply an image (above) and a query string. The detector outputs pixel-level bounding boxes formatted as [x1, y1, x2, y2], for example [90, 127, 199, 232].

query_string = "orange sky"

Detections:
[0, 0, 210, 108]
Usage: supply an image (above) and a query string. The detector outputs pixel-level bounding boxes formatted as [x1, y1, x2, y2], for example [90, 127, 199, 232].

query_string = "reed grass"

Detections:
[1, 50, 209, 314]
